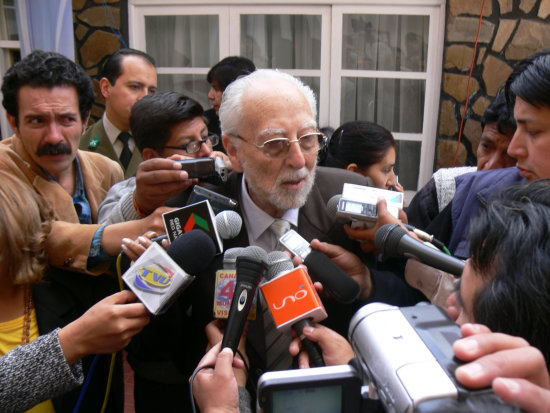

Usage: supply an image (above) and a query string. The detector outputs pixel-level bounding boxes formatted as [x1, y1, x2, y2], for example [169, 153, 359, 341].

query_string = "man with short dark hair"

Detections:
[98, 91, 229, 224]
[79, 48, 157, 177]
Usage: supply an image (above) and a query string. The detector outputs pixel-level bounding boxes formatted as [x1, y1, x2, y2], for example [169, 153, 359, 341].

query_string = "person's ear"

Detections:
[99, 77, 111, 99]
[141, 147, 160, 161]
[7, 114, 19, 137]
[222, 134, 243, 173]
[81, 112, 91, 134]
[346, 163, 359, 173]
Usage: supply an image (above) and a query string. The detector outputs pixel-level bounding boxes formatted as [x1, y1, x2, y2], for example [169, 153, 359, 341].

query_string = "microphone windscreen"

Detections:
[375, 224, 405, 256]
[223, 247, 244, 269]
[326, 194, 342, 221]
[265, 251, 294, 280]
[167, 229, 216, 274]
[215, 210, 242, 239]
[238, 245, 268, 262]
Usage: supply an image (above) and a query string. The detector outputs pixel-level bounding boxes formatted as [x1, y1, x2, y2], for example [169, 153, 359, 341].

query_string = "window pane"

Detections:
[340, 77, 425, 133]
[296, 76, 320, 122]
[1, 0, 18, 40]
[241, 14, 321, 69]
[342, 14, 428, 71]
[395, 140, 421, 190]
[157, 74, 211, 112]
[145, 15, 219, 67]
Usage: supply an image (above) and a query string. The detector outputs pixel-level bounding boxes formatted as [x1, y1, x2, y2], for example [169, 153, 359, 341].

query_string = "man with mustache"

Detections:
[0, 50, 170, 275]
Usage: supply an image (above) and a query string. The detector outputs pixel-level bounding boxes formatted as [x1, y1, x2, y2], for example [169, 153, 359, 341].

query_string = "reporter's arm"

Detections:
[0, 329, 84, 413]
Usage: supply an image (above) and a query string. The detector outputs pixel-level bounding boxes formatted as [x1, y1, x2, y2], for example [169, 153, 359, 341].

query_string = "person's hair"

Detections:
[320, 121, 395, 170]
[131, 91, 204, 153]
[220, 69, 317, 136]
[101, 48, 156, 85]
[480, 91, 516, 136]
[206, 56, 255, 91]
[0, 171, 51, 284]
[505, 48, 550, 109]
[468, 179, 550, 365]
[2, 50, 95, 124]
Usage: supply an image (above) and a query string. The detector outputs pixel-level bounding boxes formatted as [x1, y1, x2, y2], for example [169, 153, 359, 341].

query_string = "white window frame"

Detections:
[129, 0, 445, 187]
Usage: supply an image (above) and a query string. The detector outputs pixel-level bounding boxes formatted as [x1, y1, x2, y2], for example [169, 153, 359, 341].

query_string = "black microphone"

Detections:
[221, 246, 268, 354]
[375, 224, 465, 276]
[166, 229, 217, 273]
[263, 251, 326, 367]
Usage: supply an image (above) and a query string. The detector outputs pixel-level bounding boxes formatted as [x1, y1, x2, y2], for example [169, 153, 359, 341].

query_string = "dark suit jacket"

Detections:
[79, 119, 142, 179]
[33, 269, 123, 413]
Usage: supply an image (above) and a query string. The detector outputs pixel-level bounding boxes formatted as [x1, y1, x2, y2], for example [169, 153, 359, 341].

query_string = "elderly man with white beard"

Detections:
[160, 69, 423, 412]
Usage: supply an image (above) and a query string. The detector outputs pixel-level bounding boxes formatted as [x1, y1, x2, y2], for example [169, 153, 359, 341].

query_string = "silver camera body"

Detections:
[348, 303, 520, 413]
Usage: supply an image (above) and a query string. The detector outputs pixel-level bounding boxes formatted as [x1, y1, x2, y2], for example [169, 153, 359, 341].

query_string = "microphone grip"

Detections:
[293, 319, 325, 367]
[303, 249, 360, 304]
[221, 281, 254, 353]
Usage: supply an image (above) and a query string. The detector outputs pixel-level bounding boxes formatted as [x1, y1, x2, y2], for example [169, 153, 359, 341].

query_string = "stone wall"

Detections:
[437, 0, 550, 169]
[72, 0, 127, 122]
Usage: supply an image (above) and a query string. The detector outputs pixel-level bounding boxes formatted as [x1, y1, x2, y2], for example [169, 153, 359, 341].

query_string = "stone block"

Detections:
[520, 0, 537, 13]
[72, 0, 87, 11]
[477, 47, 486, 65]
[447, 17, 495, 43]
[439, 100, 458, 136]
[482, 55, 513, 96]
[539, 0, 550, 19]
[444, 73, 480, 102]
[78, 6, 120, 29]
[437, 139, 467, 169]
[81, 31, 121, 68]
[450, 0, 492, 16]
[75, 24, 88, 41]
[506, 19, 550, 61]
[492, 19, 517, 52]
[463, 118, 482, 145]
[498, 0, 513, 14]
[472, 96, 491, 116]
[445, 45, 474, 71]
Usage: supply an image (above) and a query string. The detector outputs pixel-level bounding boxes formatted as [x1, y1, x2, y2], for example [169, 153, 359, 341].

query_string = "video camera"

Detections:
[257, 303, 521, 413]
[178, 156, 228, 185]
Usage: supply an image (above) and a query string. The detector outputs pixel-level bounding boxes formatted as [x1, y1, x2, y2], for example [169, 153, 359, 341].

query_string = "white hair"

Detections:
[219, 69, 317, 136]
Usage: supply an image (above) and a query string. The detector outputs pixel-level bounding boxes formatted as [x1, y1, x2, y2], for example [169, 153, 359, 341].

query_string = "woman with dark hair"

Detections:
[321, 121, 404, 191]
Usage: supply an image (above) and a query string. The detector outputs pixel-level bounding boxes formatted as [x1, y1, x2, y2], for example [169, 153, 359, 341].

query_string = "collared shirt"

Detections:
[102, 112, 135, 157]
[240, 173, 299, 252]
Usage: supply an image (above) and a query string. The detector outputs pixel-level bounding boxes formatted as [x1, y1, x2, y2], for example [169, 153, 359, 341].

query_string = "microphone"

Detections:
[122, 229, 216, 314]
[261, 252, 327, 367]
[213, 247, 258, 320]
[278, 229, 361, 303]
[221, 246, 268, 354]
[375, 224, 465, 276]
[215, 210, 242, 240]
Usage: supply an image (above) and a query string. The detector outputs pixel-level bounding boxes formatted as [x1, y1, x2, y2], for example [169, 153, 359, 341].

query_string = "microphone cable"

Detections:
[403, 224, 451, 255]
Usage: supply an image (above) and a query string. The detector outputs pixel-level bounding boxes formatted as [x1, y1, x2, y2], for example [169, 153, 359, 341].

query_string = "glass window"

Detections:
[342, 14, 428, 72]
[145, 15, 219, 68]
[395, 140, 421, 191]
[157, 74, 210, 110]
[340, 77, 425, 133]
[240, 14, 321, 70]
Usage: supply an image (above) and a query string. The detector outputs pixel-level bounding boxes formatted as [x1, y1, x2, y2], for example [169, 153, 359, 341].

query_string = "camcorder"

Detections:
[257, 303, 521, 413]
[178, 156, 228, 185]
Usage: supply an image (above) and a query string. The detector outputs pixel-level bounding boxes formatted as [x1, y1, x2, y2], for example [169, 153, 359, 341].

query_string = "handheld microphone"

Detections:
[215, 210, 242, 239]
[261, 252, 327, 367]
[221, 246, 268, 354]
[375, 224, 465, 277]
[122, 229, 216, 314]
[278, 229, 361, 303]
[214, 247, 258, 320]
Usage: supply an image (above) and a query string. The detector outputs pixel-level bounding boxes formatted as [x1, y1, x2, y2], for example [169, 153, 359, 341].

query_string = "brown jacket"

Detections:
[0, 137, 123, 273]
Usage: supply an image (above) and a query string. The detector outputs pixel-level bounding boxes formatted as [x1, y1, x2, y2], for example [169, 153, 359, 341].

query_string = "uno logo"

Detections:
[134, 264, 174, 294]
[272, 285, 308, 310]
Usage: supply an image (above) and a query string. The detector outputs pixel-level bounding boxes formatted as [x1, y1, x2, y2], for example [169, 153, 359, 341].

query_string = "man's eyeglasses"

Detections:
[233, 132, 327, 158]
[164, 134, 219, 154]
